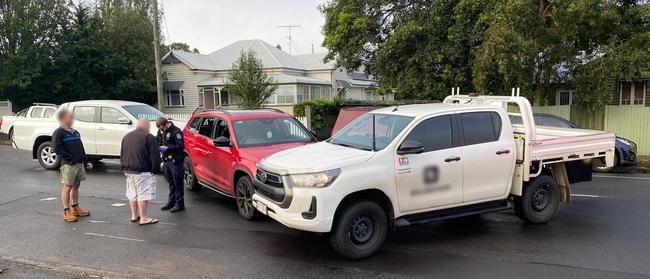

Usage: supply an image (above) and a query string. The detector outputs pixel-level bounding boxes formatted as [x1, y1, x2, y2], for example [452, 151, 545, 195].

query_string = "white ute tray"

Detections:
[513, 125, 615, 163]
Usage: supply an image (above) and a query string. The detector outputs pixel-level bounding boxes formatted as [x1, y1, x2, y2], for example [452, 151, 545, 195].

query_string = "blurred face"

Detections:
[61, 111, 74, 127]
[137, 119, 150, 131]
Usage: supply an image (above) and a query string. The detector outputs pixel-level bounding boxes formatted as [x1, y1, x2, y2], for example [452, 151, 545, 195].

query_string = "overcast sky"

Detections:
[160, 0, 329, 55]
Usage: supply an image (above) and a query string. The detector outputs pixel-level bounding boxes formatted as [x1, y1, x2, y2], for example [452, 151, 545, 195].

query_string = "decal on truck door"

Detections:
[396, 156, 411, 174]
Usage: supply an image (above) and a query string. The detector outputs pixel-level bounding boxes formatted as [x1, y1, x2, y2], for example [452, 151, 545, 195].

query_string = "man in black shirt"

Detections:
[156, 117, 185, 212]
[52, 110, 93, 222]
[121, 118, 161, 225]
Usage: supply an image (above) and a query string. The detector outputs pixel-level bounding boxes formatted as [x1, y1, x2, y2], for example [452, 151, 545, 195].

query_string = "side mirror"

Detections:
[397, 140, 425, 155]
[118, 116, 132, 125]
[213, 136, 231, 147]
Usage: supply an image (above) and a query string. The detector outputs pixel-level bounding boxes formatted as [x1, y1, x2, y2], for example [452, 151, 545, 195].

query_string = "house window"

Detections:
[620, 81, 645, 106]
[166, 90, 185, 107]
[294, 85, 332, 103]
[276, 86, 295, 104]
[556, 90, 574, 105]
[197, 89, 204, 108]
[309, 86, 331, 100]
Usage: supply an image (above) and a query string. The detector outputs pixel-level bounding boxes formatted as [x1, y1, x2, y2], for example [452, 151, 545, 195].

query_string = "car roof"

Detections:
[65, 100, 147, 106]
[192, 109, 292, 120]
[371, 103, 500, 118]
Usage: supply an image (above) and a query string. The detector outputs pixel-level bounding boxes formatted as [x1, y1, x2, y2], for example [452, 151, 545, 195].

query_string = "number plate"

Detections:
[255, 201, 268, 215]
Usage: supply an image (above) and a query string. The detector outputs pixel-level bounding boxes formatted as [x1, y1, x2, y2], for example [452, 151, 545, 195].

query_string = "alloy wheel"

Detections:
[236, 180, 253, 217]
[41, 146, 57, 166]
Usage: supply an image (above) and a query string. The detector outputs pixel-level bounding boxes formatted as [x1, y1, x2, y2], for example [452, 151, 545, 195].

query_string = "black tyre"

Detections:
[329, 200, 388, 259]
[8, 127, 14, 142]
[514, 175, 560, 224]
[37, 141, 61, 170]
[235, 176, 256, 220]
[183, 156, 200, 191]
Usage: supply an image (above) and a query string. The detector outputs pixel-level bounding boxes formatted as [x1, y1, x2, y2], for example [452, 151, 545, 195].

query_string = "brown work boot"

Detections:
[71, 204, 90, 217]
[63, 208, 77, 222]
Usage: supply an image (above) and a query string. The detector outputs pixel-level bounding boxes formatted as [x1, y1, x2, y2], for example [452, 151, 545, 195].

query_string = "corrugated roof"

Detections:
[164, 40, 338, 72]
[208, 39, 305, 70]
[197, 74, 330, 87]
[274, 74, 331, 85]
[198, 77, 228, 86]
[293, 52, 335, 70]
[169, 50, 217, 71]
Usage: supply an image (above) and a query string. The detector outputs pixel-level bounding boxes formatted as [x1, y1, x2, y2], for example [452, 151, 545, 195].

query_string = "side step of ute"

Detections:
[394, 200, 511, 228]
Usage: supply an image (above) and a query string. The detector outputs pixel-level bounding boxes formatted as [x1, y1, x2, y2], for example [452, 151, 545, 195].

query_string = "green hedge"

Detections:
[293, 99, 341, 140]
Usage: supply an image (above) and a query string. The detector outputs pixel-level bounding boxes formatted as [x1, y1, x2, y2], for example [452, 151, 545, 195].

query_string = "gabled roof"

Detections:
[293, 52, 335, 70]
[162, 39, 336, 72]
[163, 50, 217, 71]
[208, 39, 305, 70]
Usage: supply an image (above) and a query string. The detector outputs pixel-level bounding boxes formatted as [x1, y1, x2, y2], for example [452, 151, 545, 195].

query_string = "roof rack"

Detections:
[191, 107, 232, 116]
[193, 107, 288, 116]
[33, 103, 58, 107]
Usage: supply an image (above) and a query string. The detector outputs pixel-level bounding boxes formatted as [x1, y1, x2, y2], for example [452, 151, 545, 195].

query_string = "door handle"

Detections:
[194, 148, 212, 155]
[496, 149, 511, 155]
[97, 127, 106, 131]
[444, 156, 461, 162]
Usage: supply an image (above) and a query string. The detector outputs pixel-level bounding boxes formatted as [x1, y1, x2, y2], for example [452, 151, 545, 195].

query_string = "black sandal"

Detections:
[139, 218, 159, 226]
[130, 217, 140, 223]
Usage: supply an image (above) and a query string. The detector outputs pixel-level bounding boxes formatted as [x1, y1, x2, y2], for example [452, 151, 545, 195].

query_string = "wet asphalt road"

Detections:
[0, 145, 649, 279]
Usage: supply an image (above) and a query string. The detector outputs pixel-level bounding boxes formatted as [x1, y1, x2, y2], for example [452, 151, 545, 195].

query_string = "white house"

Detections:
[160, 39, 393, 114]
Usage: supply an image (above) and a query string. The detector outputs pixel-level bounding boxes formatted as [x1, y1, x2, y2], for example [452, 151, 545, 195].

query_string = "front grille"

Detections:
[255, 169, 285, 203]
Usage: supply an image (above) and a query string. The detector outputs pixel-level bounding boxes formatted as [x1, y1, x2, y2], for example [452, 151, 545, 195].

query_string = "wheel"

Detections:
[37, 141, 61, 170]
[8, 127, 14, 142]
[183, 156, 200, 191]
[235, 176, 256, 220]
[329, 200, 388, 259]
[592, 153, 617, 173]
[514, 175, 560, 224]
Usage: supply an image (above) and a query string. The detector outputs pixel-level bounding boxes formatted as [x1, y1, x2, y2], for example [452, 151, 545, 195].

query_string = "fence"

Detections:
[529, 105, 650, 155]
[0, 100, 12, 116]
[604, 106, 650, 156]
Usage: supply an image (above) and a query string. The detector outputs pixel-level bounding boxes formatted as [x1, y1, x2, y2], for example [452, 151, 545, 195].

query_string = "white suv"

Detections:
[12, 100, 184, 169]
[252, 94, 615, 259]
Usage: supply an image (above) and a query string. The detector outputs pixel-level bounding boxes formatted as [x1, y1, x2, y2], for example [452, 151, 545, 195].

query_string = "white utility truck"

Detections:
[252, 93, 615, 259]
[12, 100, 185, 170]
[0, 103, 58, 141]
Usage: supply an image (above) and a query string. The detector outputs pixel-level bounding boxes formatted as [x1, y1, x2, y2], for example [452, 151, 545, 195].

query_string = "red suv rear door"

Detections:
[188, 117, 218, 186]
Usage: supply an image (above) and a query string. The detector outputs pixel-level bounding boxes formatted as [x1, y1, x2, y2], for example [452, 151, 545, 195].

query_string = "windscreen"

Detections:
[122, 105, 166, 121]
[232, 117, 314, 147]
[329, 113, 413, 151]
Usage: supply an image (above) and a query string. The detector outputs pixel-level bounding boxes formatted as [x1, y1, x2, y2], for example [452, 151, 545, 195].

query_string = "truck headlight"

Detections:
[289, 169, 341, 188]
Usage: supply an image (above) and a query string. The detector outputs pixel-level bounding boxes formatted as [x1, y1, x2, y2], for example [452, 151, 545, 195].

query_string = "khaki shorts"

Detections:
[60, 163, 86, 185]
[125, 172, 157, 201]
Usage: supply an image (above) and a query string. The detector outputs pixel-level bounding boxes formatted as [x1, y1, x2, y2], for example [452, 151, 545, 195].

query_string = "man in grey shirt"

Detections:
[120, 118, 161, 225]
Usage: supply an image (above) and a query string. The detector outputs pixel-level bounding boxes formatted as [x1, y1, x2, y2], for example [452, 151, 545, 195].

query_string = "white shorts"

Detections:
[125, 172, 157, 201]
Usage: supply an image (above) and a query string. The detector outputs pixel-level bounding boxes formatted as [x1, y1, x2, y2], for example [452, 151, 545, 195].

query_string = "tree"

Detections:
[162, 42, 199, 54]
[0, 0, 69, 108]
[227, 50, 277, 109]
[320, 0, 497, 100]
[472, 0, 620, 102]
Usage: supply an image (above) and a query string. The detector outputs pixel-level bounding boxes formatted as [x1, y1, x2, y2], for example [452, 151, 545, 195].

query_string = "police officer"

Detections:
[156, 117, 185, 212]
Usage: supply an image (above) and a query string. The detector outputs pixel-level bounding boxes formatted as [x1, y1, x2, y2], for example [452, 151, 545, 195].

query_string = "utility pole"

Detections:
[151, 0, 164, 110]
[277, 25, 301, 55]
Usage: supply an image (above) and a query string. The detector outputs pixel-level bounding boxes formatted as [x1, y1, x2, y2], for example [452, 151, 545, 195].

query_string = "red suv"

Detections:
[183, 109, 317, 219]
